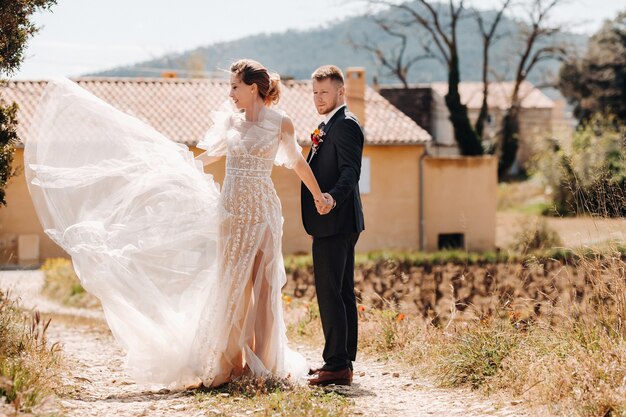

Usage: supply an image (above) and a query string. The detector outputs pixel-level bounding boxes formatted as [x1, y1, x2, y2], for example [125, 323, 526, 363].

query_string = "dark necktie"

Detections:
[318, 121, 326, 131]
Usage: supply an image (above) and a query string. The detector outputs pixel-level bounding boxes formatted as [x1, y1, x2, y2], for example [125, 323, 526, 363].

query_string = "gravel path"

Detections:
[1, 271, 539, 417]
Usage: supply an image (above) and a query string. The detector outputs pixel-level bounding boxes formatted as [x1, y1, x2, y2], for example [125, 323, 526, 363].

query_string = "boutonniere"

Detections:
[310, 127, 326, 157]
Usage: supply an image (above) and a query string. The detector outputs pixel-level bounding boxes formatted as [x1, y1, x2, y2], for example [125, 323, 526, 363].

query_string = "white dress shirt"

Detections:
[322, 104, 346, 125]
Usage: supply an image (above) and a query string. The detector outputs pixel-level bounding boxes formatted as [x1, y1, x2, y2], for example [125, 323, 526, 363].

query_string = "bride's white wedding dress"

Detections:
[24, 78, 308, 388]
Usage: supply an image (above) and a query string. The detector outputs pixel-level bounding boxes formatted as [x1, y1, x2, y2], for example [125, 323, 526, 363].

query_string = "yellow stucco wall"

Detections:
[1, 144, 426, 262]
[0, 148, 68, 262]
[423, 156, 497, 251]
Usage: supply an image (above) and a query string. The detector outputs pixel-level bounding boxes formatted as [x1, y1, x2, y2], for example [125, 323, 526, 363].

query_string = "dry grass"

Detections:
[397, 250, 626, 416]
[286, 247, 626, 416]
[289, 299, 323, 343]
[285, 246, 626, 325]
[511, 217, 563, 253]
[194, 375, 350, 416]
[0, 290, 62, 414]
[483, 251, 626, 416]
[40, 258, 99, 309]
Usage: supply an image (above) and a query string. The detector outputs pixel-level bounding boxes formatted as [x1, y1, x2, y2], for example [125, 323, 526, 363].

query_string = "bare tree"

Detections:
[400, 0, 484, 155]
[349, 18, 435, 88]
[499, 0, 569, 178]
[364, 0, 484, 155]
[473, 0, 512, 139]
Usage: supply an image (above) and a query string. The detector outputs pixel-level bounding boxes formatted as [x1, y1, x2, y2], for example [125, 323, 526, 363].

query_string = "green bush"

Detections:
[40, 258, 99, 308]
[534, 114, 626, 217]
[437, 324, 521, 389]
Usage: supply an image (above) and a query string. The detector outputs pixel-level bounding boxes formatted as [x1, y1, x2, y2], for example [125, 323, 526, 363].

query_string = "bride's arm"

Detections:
[196, 110, 232, 167]
[293, 156, 325, 203]
[280, 116, 325, 204]
[195, 152, 222, 167]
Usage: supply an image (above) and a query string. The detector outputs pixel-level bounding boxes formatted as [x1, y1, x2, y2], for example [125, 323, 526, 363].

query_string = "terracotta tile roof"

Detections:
[2, 77, 431, 147]
[428, 81, 554, 110]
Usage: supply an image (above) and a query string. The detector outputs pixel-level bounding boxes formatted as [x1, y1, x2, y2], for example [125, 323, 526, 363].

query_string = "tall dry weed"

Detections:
[0, 290, 61, 413]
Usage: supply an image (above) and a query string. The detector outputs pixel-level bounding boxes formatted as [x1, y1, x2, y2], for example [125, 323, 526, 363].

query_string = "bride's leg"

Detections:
[247, 250, 266, 353]
[254, 273, 276, 364]
[214, 264, 255, 382]
[220, 275, 254, 379]
[238, 249, 265, 374]
[250, 232, 279, 371]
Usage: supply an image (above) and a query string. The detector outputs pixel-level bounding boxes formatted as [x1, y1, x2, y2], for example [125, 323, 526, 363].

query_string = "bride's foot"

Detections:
[184, 380, 203, 391]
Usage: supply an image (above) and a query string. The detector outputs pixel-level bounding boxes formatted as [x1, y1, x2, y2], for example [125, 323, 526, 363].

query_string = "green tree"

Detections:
[534, 114, 626, 217]
[559, 9, 626, 123]
[0, 0, 57, 206]
[0, 101, 18, 207]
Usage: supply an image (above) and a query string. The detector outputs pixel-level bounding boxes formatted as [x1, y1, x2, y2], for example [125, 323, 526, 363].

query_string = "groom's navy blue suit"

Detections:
[301, 106, 365, 371]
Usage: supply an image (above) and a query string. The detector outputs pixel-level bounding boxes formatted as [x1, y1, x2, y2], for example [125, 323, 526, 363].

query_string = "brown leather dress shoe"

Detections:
[308, 368, 352, 386]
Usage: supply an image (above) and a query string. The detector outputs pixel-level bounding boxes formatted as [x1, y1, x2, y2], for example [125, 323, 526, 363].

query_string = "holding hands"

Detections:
[315, 193, 335, 215]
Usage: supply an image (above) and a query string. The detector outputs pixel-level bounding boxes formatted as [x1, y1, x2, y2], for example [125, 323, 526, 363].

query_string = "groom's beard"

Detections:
[317, 95, 340, 116]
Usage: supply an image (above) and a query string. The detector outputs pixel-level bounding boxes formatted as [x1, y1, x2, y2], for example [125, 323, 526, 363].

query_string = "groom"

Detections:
[301, 65, 365, 386]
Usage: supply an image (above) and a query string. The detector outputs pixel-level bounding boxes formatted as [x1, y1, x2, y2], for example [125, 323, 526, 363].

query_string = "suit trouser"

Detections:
[312, 232, 360, 371]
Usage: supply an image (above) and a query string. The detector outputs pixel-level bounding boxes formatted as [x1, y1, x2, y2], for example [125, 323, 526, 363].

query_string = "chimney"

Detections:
[161, 71, 178, 79]
[345, 67, 366, 127]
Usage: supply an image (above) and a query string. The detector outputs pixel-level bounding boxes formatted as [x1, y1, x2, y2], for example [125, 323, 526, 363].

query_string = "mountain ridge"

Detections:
[92, 2, 587, 87]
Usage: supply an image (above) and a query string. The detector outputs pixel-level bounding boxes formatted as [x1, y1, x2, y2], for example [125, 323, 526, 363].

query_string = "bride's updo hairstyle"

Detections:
[230, 59, 281, 106]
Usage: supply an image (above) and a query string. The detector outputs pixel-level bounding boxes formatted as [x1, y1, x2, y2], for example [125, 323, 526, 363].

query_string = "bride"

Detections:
[24, 59, 327, 388]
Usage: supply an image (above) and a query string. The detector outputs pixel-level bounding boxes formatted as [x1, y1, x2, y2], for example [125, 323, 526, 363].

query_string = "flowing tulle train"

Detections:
[24, 78, 307, 388]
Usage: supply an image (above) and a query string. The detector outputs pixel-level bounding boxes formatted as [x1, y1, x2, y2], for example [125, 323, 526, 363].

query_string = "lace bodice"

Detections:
[197, 104, 302, 176]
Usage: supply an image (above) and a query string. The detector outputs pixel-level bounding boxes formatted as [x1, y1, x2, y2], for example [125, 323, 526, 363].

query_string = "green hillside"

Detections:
[92, 2, 587, 85]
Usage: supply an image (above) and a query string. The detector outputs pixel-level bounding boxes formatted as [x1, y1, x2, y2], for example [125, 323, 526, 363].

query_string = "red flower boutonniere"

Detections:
[309, 128, 326, 160]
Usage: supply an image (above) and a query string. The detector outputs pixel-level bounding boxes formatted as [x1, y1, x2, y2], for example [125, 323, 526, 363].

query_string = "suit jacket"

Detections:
[301, 106, 365, 237]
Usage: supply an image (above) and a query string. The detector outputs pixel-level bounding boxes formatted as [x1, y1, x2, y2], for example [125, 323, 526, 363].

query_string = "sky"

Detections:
[12, 0, 625, 79]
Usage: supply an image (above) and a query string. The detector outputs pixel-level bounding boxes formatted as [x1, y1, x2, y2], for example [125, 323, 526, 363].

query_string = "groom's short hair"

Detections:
[311, 65, 344, 85]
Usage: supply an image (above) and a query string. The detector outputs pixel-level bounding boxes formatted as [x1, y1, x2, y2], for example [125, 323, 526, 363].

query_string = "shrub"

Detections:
[0, 290, 61, 412]
[534, 114, 626, 217]
[40, 258, 99, 308]
[436, 323, 521, 389]
[511, 217, 562, 253]
[195, 375, 350, 417]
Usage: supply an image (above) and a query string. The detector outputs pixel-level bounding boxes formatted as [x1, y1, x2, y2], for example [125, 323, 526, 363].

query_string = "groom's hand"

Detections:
[314, 194, 330, 215]
[315, 193, 334, 215]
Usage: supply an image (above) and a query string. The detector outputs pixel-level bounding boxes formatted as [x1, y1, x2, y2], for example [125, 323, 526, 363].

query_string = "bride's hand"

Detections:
[315, 193, 333, 215]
